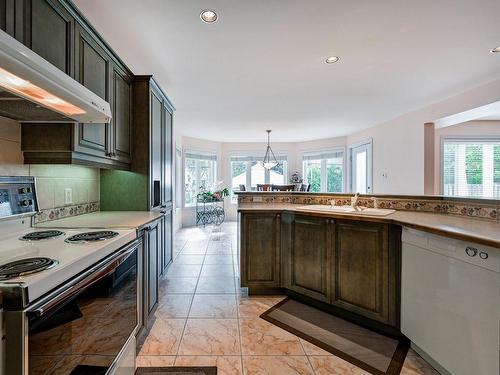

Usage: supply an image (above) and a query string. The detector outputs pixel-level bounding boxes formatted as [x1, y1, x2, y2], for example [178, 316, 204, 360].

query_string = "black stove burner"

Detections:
[65, 231, 119, 243]
[0, 257, 58, 279]
[20, 230, 65, 241]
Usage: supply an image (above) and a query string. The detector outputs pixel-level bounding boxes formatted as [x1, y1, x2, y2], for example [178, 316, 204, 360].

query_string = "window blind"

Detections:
[185, 152, 217, 161]
[442, 139, 500, 198]
[302, 150, 344, 161]
[230, 155, 287, 162]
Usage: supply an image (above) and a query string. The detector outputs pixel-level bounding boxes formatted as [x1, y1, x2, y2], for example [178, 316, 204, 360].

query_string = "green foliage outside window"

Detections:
[465, 145, 483, 185]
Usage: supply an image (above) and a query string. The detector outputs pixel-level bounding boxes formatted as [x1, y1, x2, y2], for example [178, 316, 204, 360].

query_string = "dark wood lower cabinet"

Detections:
[332, 221, 399, 327]
[240, 211, 401, 329]
[240, 212, 281, 293]
[283, 214, 333, 303]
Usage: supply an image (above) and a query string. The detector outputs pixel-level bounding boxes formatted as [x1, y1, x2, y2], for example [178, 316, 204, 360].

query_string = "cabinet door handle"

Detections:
[465, 246, 478, 257]
[479, 251, 489, 260]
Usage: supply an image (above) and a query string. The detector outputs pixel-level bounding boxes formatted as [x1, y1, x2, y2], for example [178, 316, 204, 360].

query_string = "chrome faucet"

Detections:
[351, 193, 360, 210]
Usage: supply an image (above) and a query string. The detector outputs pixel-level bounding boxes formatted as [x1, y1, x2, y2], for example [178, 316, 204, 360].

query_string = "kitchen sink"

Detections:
[296, 205, 396, 216]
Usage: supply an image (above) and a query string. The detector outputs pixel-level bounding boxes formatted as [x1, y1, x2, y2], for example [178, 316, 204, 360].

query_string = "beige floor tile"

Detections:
[200, 264, 234, 277]
[190, 294, 238, 318]
[175, 254, 206, 265]
[237, 296, 286, 318]
[175, 356, 243, 375]
[160, 277, 198, 294]
[239, 318, 305, 355]
[181, 247, 208, 255]
[299, 339, 332, 356]
[178, 319, 241, 355]
[308, 356, 370, 375]
[196, 277, 236, 294]
[139, 319, 186, 355]
[242, 356, 314, 375]
[136, 355, 176, 367]
[155, 294, 193, 318]
[204, 254, 234, 265]
[166, 264, 202, 278]
[401, 353, 440, 375]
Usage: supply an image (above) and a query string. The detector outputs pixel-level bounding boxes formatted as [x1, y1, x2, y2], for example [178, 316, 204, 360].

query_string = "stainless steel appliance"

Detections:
[0, 177, 139, 375]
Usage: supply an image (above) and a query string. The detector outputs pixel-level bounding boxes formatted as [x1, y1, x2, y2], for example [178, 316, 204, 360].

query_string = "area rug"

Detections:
[260, 298, 408, 375]
[136, 367, 217, 375]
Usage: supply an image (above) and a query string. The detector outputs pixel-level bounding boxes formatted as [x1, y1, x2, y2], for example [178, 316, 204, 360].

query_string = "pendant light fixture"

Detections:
[262, 129, 279, 170]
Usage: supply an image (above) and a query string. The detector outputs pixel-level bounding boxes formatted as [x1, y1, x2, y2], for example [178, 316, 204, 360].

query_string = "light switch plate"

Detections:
[64, 188, 73, 204]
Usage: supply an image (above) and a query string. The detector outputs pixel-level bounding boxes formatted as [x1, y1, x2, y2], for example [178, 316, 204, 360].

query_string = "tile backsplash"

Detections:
[0, 164, 100, 210]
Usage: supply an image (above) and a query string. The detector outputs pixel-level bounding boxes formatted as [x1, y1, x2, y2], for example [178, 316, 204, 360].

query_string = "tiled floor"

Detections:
[137, 222, 440, 375]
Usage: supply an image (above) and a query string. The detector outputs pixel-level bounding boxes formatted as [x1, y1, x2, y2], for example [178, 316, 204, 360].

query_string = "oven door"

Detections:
[6, 239, 140, 375]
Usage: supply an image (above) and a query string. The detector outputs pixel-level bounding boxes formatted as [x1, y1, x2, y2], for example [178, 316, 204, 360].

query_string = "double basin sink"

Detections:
[296, 205, 396, 217]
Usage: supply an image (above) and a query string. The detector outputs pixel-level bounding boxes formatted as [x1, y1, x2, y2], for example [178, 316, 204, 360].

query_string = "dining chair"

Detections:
[272, 184, 295, 191]
[257, 184, 272, 191]
[300, 184, 310, 192]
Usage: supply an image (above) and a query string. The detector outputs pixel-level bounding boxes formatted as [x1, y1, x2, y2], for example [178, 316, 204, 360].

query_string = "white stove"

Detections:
[0, 219, 136, 305]
[0, 176, 139, 375]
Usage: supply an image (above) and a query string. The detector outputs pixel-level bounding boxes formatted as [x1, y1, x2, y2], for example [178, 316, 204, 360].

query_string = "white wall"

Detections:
[433, 120, 500, 194]
[346, 78, 500, 195]
[176, 78, 500, 227]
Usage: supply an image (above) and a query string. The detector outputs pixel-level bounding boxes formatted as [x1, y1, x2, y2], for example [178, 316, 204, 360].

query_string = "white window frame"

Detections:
[229, 153, 289, 203]
[175, 146, 182, 209]
[183, 150, 218, 208]
[301, 147, 346, 193]
[440, 136, 500, 198]
[348, 139, 373, 194]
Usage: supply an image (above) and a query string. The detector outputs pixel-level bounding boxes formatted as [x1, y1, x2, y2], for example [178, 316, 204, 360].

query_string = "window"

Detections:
[442, 138, 500, 198]
[230, 155, 288, 201]
[302, 150, 344, 193]
[175, 148, 182, 208]
[184, 152, 217, 206]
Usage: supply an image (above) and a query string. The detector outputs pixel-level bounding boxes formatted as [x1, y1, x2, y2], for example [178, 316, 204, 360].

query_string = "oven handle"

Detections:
[27, 239, 140, 318]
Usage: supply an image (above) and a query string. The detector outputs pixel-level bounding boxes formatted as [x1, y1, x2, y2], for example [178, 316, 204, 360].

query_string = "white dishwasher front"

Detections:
[401, 227, 499, 375]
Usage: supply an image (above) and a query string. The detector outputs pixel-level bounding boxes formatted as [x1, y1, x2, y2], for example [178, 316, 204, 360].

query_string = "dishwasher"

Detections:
[401, 227, 499, 375]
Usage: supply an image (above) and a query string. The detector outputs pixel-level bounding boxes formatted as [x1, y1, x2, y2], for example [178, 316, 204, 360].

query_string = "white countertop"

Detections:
[35, 211, 163, 230]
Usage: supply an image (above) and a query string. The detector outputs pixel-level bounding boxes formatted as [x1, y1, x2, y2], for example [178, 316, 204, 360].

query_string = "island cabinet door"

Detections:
[283, 214, 333, 303]
[331, 221, 397, 326]
[240, 213, 281, 292]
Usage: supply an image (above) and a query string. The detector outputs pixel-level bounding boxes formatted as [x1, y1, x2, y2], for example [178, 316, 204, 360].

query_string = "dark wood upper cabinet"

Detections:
[0, 0, 25, 42]
[19, 0, 134, 170]
[284, 214, 333, 303]
[73, 22, 110, 157]
[111, 63, 132, 164]
[240, 212, 282, 293]
[29, 0, 74, 75]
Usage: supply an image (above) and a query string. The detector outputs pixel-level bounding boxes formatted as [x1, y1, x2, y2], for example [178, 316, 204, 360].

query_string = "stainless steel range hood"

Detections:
[0, 30, 111, 123]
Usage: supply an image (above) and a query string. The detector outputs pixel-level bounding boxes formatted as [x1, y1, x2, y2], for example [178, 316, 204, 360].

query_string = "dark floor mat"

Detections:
[136, 367, 217, 375]
[260, 298, 408, 375]
[70, 365, 107, 375]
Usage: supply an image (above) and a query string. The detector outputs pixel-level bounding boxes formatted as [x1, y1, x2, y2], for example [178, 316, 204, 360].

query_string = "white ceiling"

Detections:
[74, 0, 500, 142]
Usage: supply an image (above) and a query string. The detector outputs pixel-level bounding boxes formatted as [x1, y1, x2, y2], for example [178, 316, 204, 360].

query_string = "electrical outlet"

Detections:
[64, 188, 73, 205]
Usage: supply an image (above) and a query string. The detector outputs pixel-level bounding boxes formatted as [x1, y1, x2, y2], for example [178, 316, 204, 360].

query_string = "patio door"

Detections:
[350, 141, 373, 194]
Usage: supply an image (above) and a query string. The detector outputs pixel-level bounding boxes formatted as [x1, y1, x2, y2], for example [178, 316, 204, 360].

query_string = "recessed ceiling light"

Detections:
[325, 56, 340, 64]
[490, 46, 500, 53]
[200, 10, 218, 23]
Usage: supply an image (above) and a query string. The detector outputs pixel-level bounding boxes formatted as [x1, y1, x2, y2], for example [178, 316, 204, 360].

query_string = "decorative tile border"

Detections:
[237, 193, 499, 222]
[33, 202, 100, 224]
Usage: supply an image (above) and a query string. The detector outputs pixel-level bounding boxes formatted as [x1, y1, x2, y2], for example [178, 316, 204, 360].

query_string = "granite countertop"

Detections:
[35, 211, 163, 230]
[238, 203, 500, 248]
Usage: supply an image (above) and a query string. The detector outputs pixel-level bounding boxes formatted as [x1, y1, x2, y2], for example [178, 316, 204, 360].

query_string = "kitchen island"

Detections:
[237, 193, 500, 375]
